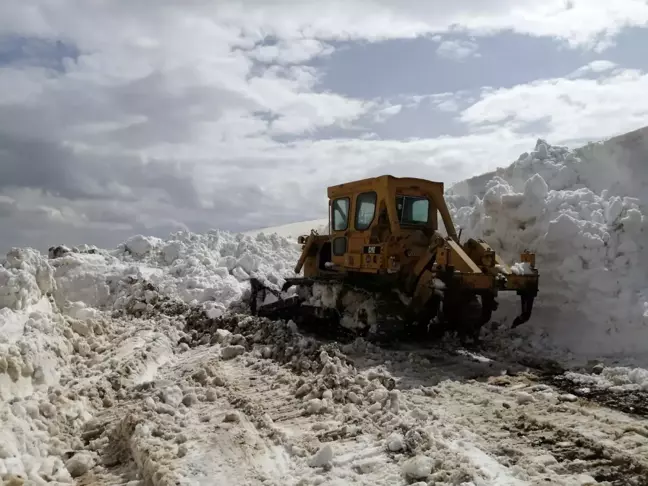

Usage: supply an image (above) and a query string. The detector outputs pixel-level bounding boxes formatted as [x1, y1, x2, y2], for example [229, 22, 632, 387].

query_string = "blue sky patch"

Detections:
[0, 35, 79, 71]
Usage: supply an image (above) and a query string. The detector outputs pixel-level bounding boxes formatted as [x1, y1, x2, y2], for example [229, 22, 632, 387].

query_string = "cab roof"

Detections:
[327, 175, 444, 199]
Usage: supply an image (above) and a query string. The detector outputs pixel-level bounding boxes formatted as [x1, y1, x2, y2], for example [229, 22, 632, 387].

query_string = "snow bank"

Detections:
[0, 249, 78, 483]
[563, 366, 648, 392]
[446, 134, 648, 365]
[0, 248, 55, 311]
[0, 249, 61, 397]
[0, 228, 304, 483]
[51, 230, 303, 314]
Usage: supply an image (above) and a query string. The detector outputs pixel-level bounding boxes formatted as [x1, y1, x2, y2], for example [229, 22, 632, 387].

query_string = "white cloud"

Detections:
[436, 40, 480, 61]
[2, 1, 648, 50]
[459, 66, 648, 142]
[567, 60, 617, 78]
[436, 99, 461, 112]
[248, 39, 335, 64]
[370, 102, 403, 123]
[233, 0, 648, 49]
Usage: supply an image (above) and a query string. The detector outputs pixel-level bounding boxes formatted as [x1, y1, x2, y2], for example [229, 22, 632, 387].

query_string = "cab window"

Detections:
[396, 195, 429, 224]
[331, 197, 350, 231]
[355, 192, 377, 230]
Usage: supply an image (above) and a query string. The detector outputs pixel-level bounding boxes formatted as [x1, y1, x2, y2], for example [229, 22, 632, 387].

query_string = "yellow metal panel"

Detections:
[520, 251, 536, 266]
[455, 273, 493, 289]
[436, 246, 449, 266]
[446, 240, 482, 273]
[348, 231, 366, 254]
[345, 253, 362, 269]
[413, 269, 438, 307]
[294, 235, 316, 274]
[412, 249, 435, 276]
[332, 254, 345, 266]
[504, 274, 539, 291]
[302, 255, 318, 278]
[361, 253, 383, 270]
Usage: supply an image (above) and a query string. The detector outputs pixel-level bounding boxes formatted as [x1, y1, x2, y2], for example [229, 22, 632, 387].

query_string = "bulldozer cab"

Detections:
[325, 175, 458, 273]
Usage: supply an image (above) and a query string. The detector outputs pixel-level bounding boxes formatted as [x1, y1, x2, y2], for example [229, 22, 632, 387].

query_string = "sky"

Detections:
[1, 0, 648, 253]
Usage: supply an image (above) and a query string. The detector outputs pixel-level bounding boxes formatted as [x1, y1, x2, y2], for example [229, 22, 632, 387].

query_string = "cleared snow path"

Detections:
[76, 299, 648, 486]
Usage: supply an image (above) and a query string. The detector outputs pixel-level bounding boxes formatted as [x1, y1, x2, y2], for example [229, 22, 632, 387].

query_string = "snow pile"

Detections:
[446, 138, 648, 364]
[50, 230, 302, 315]
[180, 313, 484, 483]
[0, 244, 193, 483]
[0, 248, 55, 311]
[50, 251, 129, 310]
[0, 249, 62, 398]
[0, 228, 306, 483]
[563, 366, 648, 392]
[307, 282, 380, 332]
[115, 230, 301, 305]
[0, 249, 79, 483]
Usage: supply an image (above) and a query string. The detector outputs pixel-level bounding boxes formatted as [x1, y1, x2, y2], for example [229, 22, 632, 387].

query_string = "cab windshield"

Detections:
[396, 195, 429, 225]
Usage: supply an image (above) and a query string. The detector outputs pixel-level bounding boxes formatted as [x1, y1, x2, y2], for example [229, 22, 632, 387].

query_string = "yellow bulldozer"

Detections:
[249, 175, 539, 344]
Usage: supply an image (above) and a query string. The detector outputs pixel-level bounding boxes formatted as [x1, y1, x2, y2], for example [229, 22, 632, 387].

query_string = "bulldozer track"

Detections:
[221, 283, 648, 426]
[241, 284, 648, 423]
[248, 278, 490, 348]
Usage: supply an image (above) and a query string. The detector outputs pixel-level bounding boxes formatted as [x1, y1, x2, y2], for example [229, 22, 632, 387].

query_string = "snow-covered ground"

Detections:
[1, 127, 648, 485]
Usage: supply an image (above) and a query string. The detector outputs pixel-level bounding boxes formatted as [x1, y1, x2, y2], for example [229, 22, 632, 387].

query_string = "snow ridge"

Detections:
[447, 138, 647, 364]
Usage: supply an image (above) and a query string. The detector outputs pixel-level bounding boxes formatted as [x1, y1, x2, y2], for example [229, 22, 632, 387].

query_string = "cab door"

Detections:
[349, 191, 380, 271]
[330, 196, 350, 266]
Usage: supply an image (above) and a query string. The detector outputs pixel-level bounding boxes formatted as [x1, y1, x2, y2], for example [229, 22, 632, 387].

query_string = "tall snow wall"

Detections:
[446, 126, 648, 365]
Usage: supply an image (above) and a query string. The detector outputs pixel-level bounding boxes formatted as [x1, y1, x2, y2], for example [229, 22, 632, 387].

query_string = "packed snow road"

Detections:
[59, 291, 647, 486]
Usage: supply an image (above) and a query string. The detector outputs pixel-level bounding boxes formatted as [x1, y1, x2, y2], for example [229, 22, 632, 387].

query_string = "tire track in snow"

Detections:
[345, 341, 648, 485]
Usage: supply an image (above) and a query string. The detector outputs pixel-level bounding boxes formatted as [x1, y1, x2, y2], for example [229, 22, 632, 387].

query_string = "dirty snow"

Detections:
[1, 130, 648, 485]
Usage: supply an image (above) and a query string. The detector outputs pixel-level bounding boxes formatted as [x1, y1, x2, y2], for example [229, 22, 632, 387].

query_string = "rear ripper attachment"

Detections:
[248, 175, 539, 345]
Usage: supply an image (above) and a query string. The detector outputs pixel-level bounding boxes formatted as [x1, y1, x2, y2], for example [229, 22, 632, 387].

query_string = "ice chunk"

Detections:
[309, 444, 333, 467]
[402, 455, 433, 479]
[124, 235, 161, 257]
[386, 432, 405, 451]
[65, 452, 95, 477]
